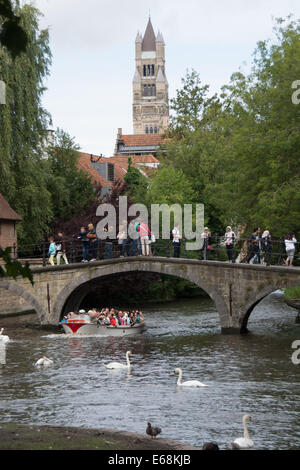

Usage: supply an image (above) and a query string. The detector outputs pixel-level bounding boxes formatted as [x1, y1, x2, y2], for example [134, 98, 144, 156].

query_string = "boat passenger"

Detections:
[139, 311, 145, 322]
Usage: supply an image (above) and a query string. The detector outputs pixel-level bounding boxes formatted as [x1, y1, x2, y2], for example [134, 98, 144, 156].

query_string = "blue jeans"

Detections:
[226, 244, 234, 261]
[90, 240, 98, 259]
[82, 242, 89, 261]
[105, 242, 113, 259]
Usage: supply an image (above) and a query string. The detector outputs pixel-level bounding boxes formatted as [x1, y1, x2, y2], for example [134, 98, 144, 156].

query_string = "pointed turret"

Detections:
[133, 68, 141, 83]
[156, 66, 165, 83]
[135, 31, 142, 43]
[156, 30, 165, 44]
[142, 18, 156, 51]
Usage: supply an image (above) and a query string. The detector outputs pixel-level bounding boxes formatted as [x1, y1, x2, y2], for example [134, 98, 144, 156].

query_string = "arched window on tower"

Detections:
[143, 65, 146, 77]
[154, 126, 158, 134]
[151, 64, 155, 76]
[150, 127, 153, 134]
[143, 85, 147, 97]
[152, 84, 156, 96]
[147, 65, 151, 76]
[145, 126, 149, 134]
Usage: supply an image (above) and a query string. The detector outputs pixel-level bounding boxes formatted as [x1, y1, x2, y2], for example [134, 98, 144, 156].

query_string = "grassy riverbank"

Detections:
[284, 286, 300, 300]
[0, 423, 196, 450]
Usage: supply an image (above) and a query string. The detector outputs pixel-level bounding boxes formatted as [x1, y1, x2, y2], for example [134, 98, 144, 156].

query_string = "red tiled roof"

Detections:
[118, 134, 169, 147]
[108, 154, 159, 165]
[76, 152, 113, 188]
[0, 193, 22, 221]
[106, 154, 159, 180]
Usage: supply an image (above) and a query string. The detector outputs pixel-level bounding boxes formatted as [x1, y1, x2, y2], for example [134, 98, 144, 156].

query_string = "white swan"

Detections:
[231, 414, 254, 449]
[174, 367, 208, 387]
[0, 328, 10, 344]
[35, 356, 54, 367]
[105, 351, 132, 369]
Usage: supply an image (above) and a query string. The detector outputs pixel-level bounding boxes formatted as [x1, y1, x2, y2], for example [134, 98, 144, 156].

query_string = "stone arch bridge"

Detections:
[1, 257, 299, 334]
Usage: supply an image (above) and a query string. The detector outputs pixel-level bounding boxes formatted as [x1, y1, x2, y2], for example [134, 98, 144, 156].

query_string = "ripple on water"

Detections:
[0, 294, 299, 449]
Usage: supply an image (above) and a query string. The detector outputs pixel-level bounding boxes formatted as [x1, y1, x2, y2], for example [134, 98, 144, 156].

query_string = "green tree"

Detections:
[0, 0, 28, 57]
[46, 128, 97, 221]
[0, 3, 53, 245]
[161, 18, 300, 237]
[124, 157, 148, 201]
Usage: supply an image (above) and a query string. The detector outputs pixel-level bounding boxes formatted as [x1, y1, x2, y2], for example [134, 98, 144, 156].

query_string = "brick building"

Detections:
[0, 193, 22, 251]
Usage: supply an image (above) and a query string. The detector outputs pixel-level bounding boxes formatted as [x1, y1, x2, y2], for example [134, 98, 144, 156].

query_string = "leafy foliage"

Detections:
[161, 17, 300, 237]
[0, 246, 33, 284]
[0, 0, 28, 57]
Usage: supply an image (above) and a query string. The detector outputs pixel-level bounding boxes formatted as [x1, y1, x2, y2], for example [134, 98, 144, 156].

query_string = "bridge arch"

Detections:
[0, 279, 47, 323]
[52, 261, 226, 325]
[239, 280, 300, 333]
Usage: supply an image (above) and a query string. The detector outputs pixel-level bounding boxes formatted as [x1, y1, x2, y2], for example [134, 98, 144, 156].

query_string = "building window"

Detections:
[152, 64, 155, 76]
[143, 65, 146, 76]
[107, 163, 114, 182]
[154, 126, 158, 134]
[145, 126, 149, 134]
[150, 127, 153, 134]
[143, 84, 155, 97]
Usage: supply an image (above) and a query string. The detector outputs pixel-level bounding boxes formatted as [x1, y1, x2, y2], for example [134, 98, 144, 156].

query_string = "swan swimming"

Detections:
[35, 356, 54, 367]
[174, 367, 208, 387]
[231, 414, 254, 449]
[105, 351, 132, 369]
[0, 328, 10, 344]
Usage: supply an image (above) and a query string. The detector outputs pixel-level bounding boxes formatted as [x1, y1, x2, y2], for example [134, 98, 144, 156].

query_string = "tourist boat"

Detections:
[60, 315, 146, 336]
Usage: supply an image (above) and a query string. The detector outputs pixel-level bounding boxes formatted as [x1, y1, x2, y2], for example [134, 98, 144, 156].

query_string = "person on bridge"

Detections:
[201, 227, 212, 260]
[56, 232, 69, 265]
[261, 230, 272, 266]
[47, 236, 57, 265]
[87, 223, 98, 261]
[172, 223, 182, 258]
[285, 233, 297, 266]
[78, 226, 89, 262]
[225, 226, 235, 262]
[138, 220, 151, 256]
[246, 228, 261, 264]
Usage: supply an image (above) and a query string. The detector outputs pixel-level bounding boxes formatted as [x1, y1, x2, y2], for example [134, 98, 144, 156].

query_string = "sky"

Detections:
[29, 0, 300, 157]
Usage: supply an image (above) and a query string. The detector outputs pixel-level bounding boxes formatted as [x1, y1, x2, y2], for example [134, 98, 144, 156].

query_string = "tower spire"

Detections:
[142, 17, 156, 51]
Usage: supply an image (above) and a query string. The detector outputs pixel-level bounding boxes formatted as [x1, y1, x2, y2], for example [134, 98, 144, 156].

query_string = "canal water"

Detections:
[0, 291, 299, 450]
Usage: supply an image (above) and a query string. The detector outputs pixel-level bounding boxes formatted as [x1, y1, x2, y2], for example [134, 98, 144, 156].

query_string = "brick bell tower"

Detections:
[132, 17, 169, 135]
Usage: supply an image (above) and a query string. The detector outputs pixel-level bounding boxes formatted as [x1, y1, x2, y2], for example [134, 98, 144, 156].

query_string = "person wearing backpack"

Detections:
[261, 230, 272, 266]
[246, 228, 260, 264]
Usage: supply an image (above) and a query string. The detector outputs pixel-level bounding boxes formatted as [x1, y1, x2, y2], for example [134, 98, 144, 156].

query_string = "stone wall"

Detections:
[0, 287, 35, 316]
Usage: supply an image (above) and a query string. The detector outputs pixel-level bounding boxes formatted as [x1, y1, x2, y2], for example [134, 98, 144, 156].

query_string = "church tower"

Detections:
[132, 18, 169, 135]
